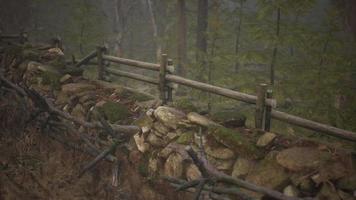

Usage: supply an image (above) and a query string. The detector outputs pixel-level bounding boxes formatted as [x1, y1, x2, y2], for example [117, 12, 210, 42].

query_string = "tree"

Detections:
[176, 0, 187, 76]
[196, 0, 208, 67]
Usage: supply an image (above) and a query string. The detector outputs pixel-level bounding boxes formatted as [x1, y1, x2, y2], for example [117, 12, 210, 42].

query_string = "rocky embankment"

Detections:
[0, 43, 355, 200]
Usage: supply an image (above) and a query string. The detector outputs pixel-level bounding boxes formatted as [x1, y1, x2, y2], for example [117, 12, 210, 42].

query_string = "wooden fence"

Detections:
[76, 46, 356, 141]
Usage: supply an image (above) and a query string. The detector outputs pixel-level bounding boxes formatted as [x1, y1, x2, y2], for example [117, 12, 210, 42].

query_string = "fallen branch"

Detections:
[78, 140, 119, 178]
[185, 146, 313, 200]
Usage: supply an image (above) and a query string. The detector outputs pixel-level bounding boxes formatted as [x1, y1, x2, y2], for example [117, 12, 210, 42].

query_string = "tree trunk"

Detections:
[196, 0, 208, 66]
[234, 0, 244, 73]
[270, 7, 280, 85]
[177, 0, 187, 76]
[147, 0, 161, 62]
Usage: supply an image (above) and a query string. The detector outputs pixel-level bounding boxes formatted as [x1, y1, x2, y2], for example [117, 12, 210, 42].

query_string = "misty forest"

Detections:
[0, 0, 356, 200]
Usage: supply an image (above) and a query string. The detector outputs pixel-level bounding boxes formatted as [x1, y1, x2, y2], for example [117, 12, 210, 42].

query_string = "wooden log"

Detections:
[166, 74, 276, 107]
[255, 83, 267, 129]
[159, 54, 168, 104]
[97, 46, 106, 80]
[106, 68, 159, 85]
[75, 50, 97, 68]
[103, 55, 160, 71]
[265, 89, 273, 131]
[271, 110, 356, 141]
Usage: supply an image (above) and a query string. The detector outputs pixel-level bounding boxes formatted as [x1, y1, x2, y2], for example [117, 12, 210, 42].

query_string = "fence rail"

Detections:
[75, 46, 356, 142]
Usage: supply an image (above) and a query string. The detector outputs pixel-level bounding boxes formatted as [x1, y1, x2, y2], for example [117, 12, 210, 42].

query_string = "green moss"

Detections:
[133, 115, 154, 127]
[173, 98, 199, 112]
[176, 131, 194, 144]
[97, 101, 131, 123]
[208, 125, 260, 158]
[41, 70, 61, 90]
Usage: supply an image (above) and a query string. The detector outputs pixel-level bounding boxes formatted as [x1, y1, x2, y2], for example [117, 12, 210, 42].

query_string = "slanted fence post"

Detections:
[159, 54, 168, 104]
[167, 59, 174, 103]
[255, 83, 267, 130]
[264, 89, 273, 131]
[97, 46, 106, 80]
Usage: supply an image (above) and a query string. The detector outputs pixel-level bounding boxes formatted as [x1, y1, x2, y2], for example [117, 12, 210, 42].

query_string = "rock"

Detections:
[166, 132, 179, 141]
[61, 83, 96, 94]
[337, 174, 356, 191]
[318, 162, 348, 182]
[71, 104, 86, 121]
[205, 146, 235, 160]
[207, 125, 259, 158]
[158, 146, 174, 159]
[231, 158, 252, 178]
[96, 101, 131, 123]
[147, 133, 166, 147]
[290, 175, 315, 192]
[154, 106, 186, 129]
[148, 157, 159, 176]
[283, 185, 299, 197]
[136, 99, 159, 109]
[176, 131, 194, 145]
[59, 74, 72, 84]
[245, 151, 289, 198]
[256, 132, 277, 147]
[133, 133, 150, 153]
[276, 147, 330, 172]
[134, 115, 154, 133]
[78, 92, 96, 104]
[187, 112, 218, 127]
[317, 183, 341, 200]
[207, 155, 234, 171]
[186, 164, 201, 181]
[164, 153, 183, 178]
[153, 121, 170, 136]
[211, 110, 246, 128]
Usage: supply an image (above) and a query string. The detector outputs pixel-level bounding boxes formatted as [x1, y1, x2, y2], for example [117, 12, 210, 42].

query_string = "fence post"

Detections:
[159, 54, 168, 104]
[264, 89, 273, 131]
[97, 46, 106, 80]
[167, 59, 174, 102]
[255, 83, 267, 130]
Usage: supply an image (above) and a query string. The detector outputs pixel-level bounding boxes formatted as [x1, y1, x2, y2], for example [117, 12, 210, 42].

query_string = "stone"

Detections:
[164, 153, 183, 178]
[256, 132, 277, 147]
[336, 173, 356, 191]
[158, 146, 174, 159]
[153, 121, 170, 136]
[154, 106, 186, 129]
[276, 147, 331, 172]
[318, 162, 348, 182]
[205, 146, 235, 160]
[61, 83, 96, 94]
[187, 112, 218, 127]
[97, 101, 131, 123]
[317, 183, 341, 200]
[133, 133, 150, 153]
[290, 175, 315, 192]
[71, 104, 86, 121]
[59, 74, 72, 84]
[283, 185, 299, 197]
[207, 155, 234, 171]
[176, 131, 194, 145]
[231, 158, 252, 178]
[186, 164, 202, 181]
[148, 157, 159, 176]
[147, 133, 166, 147]
[166, 132, 179, 141]
[211, 110, 246, 128]
[207, 125, 259, 158]
[245, 151, 290, 198]
[134, 115, 154, 132]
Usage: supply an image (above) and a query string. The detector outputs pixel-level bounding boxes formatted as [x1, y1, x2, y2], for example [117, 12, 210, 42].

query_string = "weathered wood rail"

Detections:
[76, 46, 356, 142]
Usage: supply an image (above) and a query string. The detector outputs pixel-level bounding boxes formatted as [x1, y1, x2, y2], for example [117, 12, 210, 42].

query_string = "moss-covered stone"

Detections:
[133, 115, 154, 128]
[211, 110, 246, 128]
[207, 125, 259, 158]
[172, 97, 199, 112]
[97, 101, 131, 123]
[176, 131, 194, 144]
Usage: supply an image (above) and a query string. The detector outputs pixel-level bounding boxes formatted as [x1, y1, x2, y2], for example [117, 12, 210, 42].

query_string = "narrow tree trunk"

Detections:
[234, 0, 244, 73]
[270, 7, 281, 85]
[177, 0, 187, 76]
[196, 0, 208, 65]
[147, 0, 161, 62]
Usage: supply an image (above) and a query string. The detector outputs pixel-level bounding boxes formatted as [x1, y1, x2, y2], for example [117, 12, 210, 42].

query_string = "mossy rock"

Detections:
[97, 101, 131, 123]
[176, 131, 194, 145]
[133, 115, 154, 128]
[115, 87, 154, 102]
[207, 125, 260, 158]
